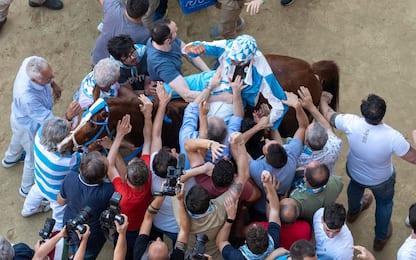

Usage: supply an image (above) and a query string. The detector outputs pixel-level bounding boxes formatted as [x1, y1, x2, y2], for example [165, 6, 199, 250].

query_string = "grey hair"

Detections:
[306, 121, 328, 151]
[0, 235, 14, 260]
[26, 56, 48, 82]
[40, 117, 71, 152]
[93, 58, 120, 88]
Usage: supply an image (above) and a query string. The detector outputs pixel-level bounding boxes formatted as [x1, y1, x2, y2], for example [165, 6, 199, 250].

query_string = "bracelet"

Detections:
[207, 140, 213, 149]
[64, 113, 71, 121]
[226, 218, 234, 224]
[206, 84, 213, 91]
[149, 205, 160, 211]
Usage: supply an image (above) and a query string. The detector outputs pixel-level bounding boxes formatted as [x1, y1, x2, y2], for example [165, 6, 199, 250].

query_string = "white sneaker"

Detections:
[97, 22, 103, 32]
[21, 204, 51, 217]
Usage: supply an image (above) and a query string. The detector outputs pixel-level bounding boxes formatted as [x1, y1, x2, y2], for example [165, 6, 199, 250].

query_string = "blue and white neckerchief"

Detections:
[239, 234, 275, 260]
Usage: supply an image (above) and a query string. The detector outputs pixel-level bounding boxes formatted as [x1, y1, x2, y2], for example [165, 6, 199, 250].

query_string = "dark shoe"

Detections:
[347, 193, 373, 223]
[29, 0, 63, 10]
[281, 0, 295, 6]
[210, 17, 245, 40]
[0, 18, 7, 31]
[373, 222, 393, 251]
[2, 151, 26, 168]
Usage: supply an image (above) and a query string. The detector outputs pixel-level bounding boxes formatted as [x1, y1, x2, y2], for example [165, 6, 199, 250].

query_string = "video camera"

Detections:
[66, 206, 92, 235]
[153, 153, 185, 196]
[187, 233, 208, 260]
[100, 192, 124, 229]
[39, 218, 56, 240]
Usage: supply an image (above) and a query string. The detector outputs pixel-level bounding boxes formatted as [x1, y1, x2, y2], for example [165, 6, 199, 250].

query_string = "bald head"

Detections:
[304, 161, 330, 189]
[280, 198, 300, 225]
[147, 239, 169, 260]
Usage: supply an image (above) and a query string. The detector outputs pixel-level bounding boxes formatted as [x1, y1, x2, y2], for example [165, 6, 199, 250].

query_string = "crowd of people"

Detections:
[1, 0, 416, 260]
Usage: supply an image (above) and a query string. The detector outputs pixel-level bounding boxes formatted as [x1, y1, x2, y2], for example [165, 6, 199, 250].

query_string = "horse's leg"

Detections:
[311, 60, 340, 110]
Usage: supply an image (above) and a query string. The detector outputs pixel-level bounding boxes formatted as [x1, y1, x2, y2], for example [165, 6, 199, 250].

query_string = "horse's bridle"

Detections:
[57, 98, 112, 152]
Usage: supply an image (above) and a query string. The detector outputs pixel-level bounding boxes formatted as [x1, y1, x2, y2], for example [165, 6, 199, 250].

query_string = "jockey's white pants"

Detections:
[22, 183, 66, 230]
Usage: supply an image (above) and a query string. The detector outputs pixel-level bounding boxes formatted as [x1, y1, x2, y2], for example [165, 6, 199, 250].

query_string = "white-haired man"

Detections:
[2, 56, 81, 197]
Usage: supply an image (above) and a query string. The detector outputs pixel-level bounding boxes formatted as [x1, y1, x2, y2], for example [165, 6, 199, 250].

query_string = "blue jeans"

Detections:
[347, 167, 395, 240]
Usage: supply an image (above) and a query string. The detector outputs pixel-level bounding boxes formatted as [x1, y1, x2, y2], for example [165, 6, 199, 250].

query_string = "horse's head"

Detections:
[57, 98, 110, 154]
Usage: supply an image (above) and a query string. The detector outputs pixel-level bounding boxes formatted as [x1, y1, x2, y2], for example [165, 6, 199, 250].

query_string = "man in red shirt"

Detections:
[107, 95, 153, 260]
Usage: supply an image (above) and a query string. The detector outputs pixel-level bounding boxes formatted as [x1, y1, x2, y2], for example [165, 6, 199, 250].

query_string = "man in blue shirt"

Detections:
[2, 56, 81, 196]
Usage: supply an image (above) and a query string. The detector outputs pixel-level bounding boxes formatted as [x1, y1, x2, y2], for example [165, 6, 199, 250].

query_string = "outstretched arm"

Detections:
[262, 171, 281, 225]
[298, 86, 333, 133]
[138, 95, 153, 155]
[182, 40, 210, 72]
[139, 196, 166, 236]
[229, 132, 250, 199]
[216, 195, 238, 252]
[181, 162, 214, 183]
[319, 91, 338, 127]
[107, 115, 132, 182]
[114, 214, 129, 260]
[151, 83, 172, 154]
[175, 182, 190, 251]
[282, 91, 308, 142]
[184, 138, 225, 166]
[32, 228, 67, 260]
[231, 75, 245, 118]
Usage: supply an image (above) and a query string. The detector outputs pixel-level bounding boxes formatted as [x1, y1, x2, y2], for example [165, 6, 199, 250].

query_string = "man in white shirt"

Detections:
[397, 203, 416, 260]
[313, 203, 353, 260]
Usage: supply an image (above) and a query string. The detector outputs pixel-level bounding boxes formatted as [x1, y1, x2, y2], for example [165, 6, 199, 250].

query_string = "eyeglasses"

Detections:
[122, 48, 137, 62]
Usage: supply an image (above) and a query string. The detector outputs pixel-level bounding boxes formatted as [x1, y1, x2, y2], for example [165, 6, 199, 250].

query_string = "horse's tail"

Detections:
[311, 60, 340, 110]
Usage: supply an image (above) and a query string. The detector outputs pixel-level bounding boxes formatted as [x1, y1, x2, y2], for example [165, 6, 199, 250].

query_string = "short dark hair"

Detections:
[207, 117, 228, 143]
[360, 94, 386, 125]
[107, 35, 134, 61]
[290, 240, 316, 260]
[79, 151, 107, 184]
[212, 159, 235, 188]
[304, 163, 330, 188]
[409, 203, 416, 233]
[151, 18, 172, 45]
[246, 224, 269, 254]
[323, 203, 346, 230]
[266, 143, 287, 169]
[126, 0, 149, 19]
[152, 147, 177, 178]
[186, 185, 210, 214]
[127, 157, 149, 187]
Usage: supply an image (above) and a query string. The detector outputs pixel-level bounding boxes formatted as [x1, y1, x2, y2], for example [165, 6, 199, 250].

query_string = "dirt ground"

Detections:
[1, 0, 416, 259]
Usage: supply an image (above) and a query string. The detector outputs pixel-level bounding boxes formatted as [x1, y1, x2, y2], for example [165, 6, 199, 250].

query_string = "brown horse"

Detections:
[57, 54, 339, 153]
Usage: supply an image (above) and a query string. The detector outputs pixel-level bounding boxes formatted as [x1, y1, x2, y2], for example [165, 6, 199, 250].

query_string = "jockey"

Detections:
[73, 58, 121, 110]
[177, 34, 288, 129]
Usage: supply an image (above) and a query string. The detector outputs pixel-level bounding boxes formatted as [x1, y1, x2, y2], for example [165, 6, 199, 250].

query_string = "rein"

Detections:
[57, 98, 111, 152]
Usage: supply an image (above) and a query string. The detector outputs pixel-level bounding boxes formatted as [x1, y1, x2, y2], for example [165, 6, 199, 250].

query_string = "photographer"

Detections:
[57, 151, 114, 259]
[31, 225, 90, 260]
[107, 95, 153, 260]
[133, 182, 189, 260]
[114, 214, 129, 260]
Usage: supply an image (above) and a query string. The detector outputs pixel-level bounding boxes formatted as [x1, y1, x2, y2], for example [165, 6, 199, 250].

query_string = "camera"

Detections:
[39, 218, 56, 240]
[153, 153, 185, 196]
[66, 206, 92, 235]
[188, 233, 208, 260]
[100, 192, 124, 229]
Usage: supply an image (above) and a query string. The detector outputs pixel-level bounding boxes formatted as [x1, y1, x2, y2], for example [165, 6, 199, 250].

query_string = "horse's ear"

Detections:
[93, 84, 101, 102]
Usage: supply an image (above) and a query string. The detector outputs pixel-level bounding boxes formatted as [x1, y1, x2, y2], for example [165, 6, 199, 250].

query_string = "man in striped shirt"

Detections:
[21, 117, 81, 229]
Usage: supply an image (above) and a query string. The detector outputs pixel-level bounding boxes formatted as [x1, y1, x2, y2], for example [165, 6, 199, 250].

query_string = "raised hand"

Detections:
[156, 82, 172, 105]
[116, 114, 132, 137]
[282, 91, 301, 108]
[210, 141, 226, 162]
[138, 94, 153, 118]
[297, 86, 315, 110]
[224, 195, 238, 220]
